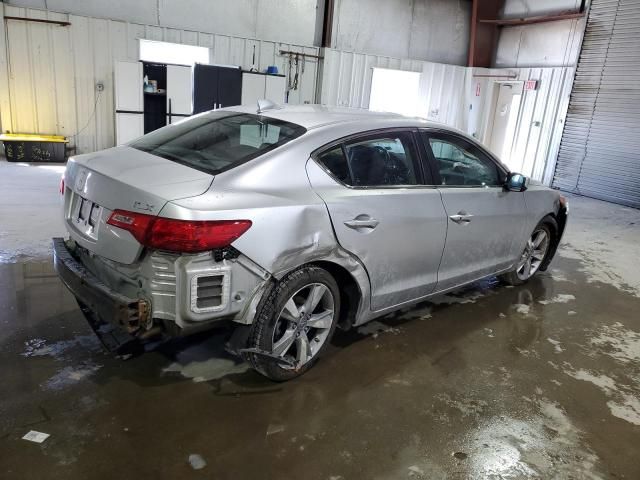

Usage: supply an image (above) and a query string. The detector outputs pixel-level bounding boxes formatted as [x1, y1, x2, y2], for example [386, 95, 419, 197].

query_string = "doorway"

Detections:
[487, 82, 523, 166]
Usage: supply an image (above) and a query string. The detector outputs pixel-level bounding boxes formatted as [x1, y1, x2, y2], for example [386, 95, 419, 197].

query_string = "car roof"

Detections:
[224, 104, 444, 130]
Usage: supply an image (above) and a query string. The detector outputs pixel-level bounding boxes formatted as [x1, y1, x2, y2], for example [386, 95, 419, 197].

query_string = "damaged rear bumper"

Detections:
[52, 237, 150, 351]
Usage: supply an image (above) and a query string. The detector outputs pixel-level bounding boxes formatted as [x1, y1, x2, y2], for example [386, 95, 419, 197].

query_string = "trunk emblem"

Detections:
[133, 201, 155, 212]
[75, 169, 89, 191]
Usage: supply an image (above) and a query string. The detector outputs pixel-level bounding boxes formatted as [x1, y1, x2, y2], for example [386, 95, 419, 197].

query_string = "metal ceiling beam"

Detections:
[467, 0, 505, 68]
[321, 0, 335, 48]
[479, 11, 585, 26]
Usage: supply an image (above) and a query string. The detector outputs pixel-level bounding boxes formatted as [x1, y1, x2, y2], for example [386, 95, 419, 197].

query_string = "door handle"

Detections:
[344, 218, 379, 230]
[449, 212, 474, 224]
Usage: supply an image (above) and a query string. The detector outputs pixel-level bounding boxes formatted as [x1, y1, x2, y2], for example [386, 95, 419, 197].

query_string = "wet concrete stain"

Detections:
[0, 251, 639, 480]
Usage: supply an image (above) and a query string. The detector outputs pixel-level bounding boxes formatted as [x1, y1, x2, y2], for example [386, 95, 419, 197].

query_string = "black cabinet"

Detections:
[193, 64, 242, 114]
[218, 68, 242, 108]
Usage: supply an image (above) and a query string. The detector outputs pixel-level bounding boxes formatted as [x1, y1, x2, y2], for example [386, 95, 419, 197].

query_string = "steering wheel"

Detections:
[371, 145, 390, 164]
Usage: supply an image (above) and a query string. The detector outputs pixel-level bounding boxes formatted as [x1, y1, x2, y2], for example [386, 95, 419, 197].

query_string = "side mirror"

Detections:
[506, 172, 528, 192]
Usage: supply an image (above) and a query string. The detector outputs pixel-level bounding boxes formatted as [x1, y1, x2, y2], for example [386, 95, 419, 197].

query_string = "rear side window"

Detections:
[316, 133, 419, 187]
[130, 112, 306, 175]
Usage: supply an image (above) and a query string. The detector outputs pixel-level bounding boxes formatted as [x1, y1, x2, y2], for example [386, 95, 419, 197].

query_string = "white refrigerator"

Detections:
[114, 61, 144, 145]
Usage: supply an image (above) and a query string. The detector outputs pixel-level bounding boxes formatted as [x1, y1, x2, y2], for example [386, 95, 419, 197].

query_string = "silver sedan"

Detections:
[53, 104, 568, 381]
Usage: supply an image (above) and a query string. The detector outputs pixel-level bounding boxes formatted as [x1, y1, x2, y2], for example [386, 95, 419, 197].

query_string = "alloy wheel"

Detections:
[271, 283, 335, 369]
[516, 228, 550, 280]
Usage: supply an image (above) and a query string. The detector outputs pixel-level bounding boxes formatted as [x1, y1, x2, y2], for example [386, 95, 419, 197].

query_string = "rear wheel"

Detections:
[247, 266, 340, 381]
[501, 218, 556, 286]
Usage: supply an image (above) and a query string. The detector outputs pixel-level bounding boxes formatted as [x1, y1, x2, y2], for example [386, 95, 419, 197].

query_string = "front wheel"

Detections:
[246, 266, 340, 381]
[501, 218, 556, 286]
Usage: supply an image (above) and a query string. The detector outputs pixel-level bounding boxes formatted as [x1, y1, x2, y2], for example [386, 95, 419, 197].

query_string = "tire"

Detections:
[247, 265, 340, 382]
[501, 216, 557, 286]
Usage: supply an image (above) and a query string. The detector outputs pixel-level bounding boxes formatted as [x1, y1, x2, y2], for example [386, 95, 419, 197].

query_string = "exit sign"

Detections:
[525, 80, 538, 91]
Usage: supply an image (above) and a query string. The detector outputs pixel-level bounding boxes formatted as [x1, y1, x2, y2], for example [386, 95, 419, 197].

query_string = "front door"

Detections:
[420, 131, 526, 291]
[307, 130, 447, 311]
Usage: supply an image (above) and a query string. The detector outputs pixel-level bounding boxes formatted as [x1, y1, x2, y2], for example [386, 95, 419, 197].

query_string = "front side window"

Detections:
[423, 134, 502, 187]
[316, 133, 419, 187]
[130, 112, 306, 175]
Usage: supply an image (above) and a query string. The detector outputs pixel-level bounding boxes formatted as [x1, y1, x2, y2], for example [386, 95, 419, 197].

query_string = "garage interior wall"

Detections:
[1, 0, 324, 46]
[331, 0, 471, 64]
[553, 0, 640, 208]
[0, 1, 584, 184]
[0, 4, 320, 154]
[320, 48, 575, 184]
[495, 0, 587, 68]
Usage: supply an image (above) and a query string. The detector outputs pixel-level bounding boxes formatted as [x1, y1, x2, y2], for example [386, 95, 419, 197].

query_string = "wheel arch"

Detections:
[309, 260, 363, 330]
[538, 211, 563, 271]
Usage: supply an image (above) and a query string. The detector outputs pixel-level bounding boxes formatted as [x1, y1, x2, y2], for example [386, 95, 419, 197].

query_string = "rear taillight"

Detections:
[107, 211, 156, 243]
[107, 210, 251, 253]
[59, 175, 65, 195]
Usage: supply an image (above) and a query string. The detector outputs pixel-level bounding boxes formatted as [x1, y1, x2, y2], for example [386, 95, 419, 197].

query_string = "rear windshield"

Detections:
[130, 112, 306, 175]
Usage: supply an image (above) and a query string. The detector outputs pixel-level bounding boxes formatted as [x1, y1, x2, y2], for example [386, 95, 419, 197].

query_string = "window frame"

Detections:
[311, 128, 435, 189]
[418, 129, 510, 188]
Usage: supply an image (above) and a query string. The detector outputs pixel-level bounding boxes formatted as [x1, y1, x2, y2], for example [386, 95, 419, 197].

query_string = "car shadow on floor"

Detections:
[3, 258, 554, 395]
[144, 274, 552, 393]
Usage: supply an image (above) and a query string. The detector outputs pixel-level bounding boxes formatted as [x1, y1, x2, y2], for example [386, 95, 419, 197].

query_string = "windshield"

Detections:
[130, 112, 306, 175]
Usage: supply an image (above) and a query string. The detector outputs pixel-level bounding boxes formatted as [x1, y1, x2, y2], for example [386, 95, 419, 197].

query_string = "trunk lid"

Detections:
[63, 146, 213, 264]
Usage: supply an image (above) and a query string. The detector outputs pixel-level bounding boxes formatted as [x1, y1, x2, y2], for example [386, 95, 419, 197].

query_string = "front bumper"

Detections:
[53, 237, 150, 351]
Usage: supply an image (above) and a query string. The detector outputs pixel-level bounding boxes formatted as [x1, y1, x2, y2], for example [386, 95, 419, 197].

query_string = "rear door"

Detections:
[419, 130, 526, 291]
[307, 130, 447, 311]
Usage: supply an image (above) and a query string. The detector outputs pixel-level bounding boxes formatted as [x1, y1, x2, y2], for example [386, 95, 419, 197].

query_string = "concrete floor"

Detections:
[1, 159, 640, 479]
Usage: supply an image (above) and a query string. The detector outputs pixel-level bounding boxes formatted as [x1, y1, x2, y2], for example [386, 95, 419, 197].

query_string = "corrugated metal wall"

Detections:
[319, 49, 427, 108]
[553, 0, 640, 208]
[0, 4, 319, 154]
[320, 48, 575, 184]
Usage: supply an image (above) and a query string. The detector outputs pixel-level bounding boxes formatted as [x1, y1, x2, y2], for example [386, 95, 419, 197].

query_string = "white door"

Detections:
[115, 61, 143, 112]
[115, 113, 144, 145]
[488, 82, 522, 165]
[166, 64, 193, 116]
[241, 73, 265, 105]
[265, 75, 286, 104]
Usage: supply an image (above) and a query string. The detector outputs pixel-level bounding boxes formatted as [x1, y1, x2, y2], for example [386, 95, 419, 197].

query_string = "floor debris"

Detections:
[266, 424, 285, 436]
[408, 465, 425, 476]
[547, 338, 565, 353]
[539, 294, 576, 305]
[188, 454, 207, 470]
[22, 431, 50, 444]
